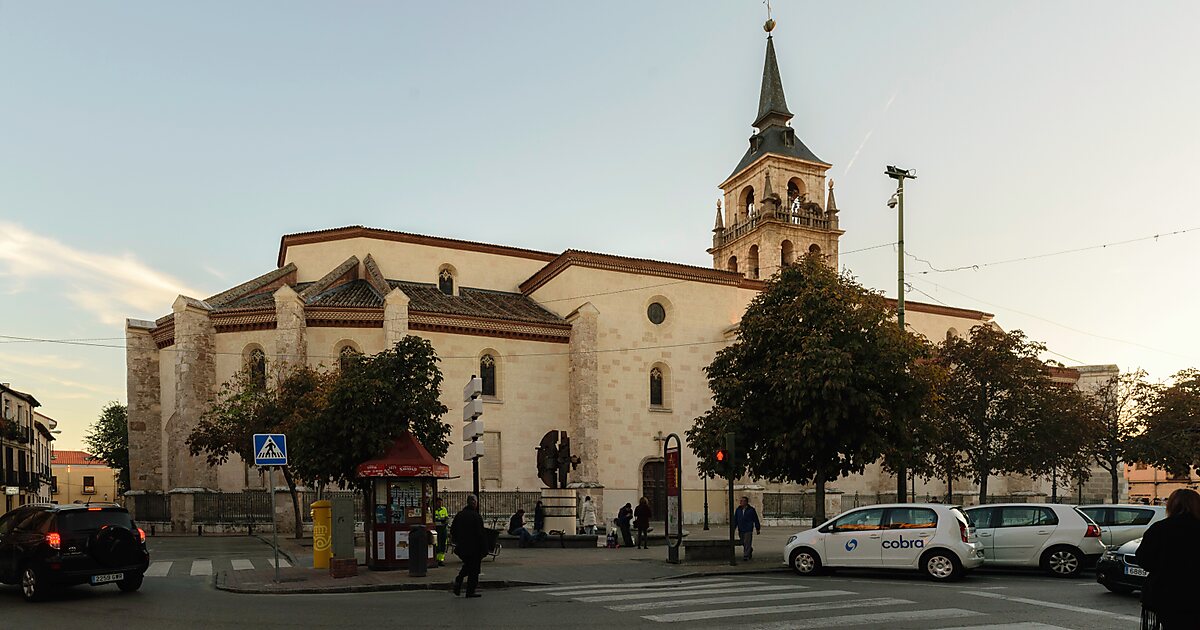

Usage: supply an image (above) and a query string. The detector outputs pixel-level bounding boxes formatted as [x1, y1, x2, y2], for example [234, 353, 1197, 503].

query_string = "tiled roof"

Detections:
[308, 280, 383, 308]
[52, 450, 107, 466]
[390, 281, 564, 325]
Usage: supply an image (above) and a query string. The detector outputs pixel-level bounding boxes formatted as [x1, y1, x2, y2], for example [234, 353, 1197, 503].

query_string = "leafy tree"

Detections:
[687, 254, 930, 522]
[1089, 370, 1148, 503]
[1025, 383, 1100, 503]
[187, 366, 329, 537]
[1134, 369, 1200, 476]
[933, 325, 1059, 503]
[289, 335, 451, 489]
[84, 402, 130, 493]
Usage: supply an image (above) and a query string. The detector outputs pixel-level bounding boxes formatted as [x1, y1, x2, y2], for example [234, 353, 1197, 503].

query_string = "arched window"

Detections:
[787, 178, 806, 209]
[739, 186, 755, 222]
[247, 347, 266, 389]
[727, 256, 738, 273]
[649, 367, 664, 407]
[781, 240, 795, 267]
[438, 268, 454, 296]
[480, 354, 497, 397]
[946, 328, 960, 341]
[809, 243, 822, 257]
[748, 245, 760, 279]
[338, 343, 360, 369]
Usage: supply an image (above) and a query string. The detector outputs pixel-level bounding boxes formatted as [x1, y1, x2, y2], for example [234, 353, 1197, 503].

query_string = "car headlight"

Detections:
[787, 535, 798, 545]
[1101, 551, 1117, 561]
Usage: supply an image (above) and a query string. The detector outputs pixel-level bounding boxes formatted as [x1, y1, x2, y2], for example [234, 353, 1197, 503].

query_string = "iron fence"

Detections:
[442, 490, 541, 527]
[762, 492, 818, 518]
[131, 493, 170, 522]
[299, 490, 367, 523]
[193, 491, 272, 524]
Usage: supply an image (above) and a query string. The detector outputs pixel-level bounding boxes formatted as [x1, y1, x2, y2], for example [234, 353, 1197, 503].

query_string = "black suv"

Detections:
[0, 503, 150, 601]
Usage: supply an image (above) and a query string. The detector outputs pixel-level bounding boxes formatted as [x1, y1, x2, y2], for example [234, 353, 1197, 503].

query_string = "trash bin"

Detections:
[409, 525, 429, 577]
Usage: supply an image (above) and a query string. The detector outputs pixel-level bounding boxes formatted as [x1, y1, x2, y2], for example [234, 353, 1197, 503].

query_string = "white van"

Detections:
[783, 503, 984, 581]
[963, 503, 1107, 577]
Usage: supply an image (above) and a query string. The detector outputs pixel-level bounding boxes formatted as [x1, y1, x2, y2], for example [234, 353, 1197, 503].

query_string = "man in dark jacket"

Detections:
[733, 496, 762, 561]
[450, 494, 486, 598]
[1137, 488, 1200, 628]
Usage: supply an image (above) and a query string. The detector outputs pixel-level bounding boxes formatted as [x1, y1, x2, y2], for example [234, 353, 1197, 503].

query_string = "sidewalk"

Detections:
[216, 526, 799, 594]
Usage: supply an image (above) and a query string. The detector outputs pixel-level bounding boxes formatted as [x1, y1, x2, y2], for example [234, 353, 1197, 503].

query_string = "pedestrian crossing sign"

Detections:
[253, 433, 288, 466]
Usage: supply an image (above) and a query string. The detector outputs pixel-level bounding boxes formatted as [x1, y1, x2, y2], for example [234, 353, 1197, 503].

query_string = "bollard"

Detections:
[311, 500, 333, 570]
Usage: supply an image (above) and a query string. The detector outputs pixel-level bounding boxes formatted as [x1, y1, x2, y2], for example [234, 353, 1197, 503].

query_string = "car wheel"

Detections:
[789, 547, 822, 576]
[921, 550, 963, 581]
[20, 565, 47, 602]
[1042, 546, 1083, 578]
[1102, 583, 1134, 595]
[118, 573, 144, 593]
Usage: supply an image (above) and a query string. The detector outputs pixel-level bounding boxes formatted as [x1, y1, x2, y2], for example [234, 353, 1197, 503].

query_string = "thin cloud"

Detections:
[0, 222, 201, 325]
[0, 352, 85, 371]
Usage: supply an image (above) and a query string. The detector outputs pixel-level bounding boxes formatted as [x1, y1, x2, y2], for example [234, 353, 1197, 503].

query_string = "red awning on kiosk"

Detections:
[356, 433, 451, 478]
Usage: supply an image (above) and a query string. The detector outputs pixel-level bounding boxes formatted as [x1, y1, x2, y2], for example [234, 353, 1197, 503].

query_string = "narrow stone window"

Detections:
[650, 367, 664, 407]
[247, 348, 266, 389]
[748, 245, 760, 279]
[781, 240, 795, 267]
[480, 354, 496, 397]
[727, 256, 738, 273]
[438, 269, 454, 296]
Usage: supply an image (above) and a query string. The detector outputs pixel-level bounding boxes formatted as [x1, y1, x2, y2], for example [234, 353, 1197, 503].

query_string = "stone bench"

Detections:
[497, 532, 599, 549]
[683, 539, 738, 562]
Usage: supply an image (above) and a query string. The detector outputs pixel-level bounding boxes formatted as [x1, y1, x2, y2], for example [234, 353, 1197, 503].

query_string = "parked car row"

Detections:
[784, 502, 1161, 583]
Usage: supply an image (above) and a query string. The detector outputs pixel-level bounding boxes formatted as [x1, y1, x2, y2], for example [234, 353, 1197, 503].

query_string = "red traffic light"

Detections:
[715, 449, 727, 463]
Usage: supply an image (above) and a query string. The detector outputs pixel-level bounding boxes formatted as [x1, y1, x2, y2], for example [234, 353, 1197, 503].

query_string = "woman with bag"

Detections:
[633, 496, 653, 549]
[1137, 488, 1200, 629]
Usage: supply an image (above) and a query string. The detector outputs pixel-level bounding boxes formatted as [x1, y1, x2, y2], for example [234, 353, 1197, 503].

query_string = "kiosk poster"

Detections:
[394, 531, 409, 560]
[665, 445, 681, 542]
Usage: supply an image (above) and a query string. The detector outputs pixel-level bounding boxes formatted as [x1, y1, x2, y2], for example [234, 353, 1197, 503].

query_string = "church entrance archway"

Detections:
[641, 459, 666, 524]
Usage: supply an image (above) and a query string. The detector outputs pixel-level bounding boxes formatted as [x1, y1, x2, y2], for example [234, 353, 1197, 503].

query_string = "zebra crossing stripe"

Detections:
[267, 558, 291, 568]
[740, 608, 983, 630]
[959, 591, 1140, 623]
[642, 596, 912, 623]
[524, 582, 603, 592]
[145, 561, 172, 577]
[190, 560, 213, 576]
[573, 582, 773, 602]
[231, 559, 254, 570]
[534, 578, 732, 595]
[608, 589, 854, 612]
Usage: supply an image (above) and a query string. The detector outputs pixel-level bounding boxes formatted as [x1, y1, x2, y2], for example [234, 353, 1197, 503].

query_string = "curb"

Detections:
[252, 534, 297, 565]
[214, 575, 544, 595]
[671, 566, 791, 579]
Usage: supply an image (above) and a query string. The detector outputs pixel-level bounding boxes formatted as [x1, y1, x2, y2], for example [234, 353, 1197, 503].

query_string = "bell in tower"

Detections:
[709, 19, 844, 278]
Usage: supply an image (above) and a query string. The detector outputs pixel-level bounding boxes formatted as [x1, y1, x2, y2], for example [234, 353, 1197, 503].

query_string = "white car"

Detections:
[1077, 504, 1167, 548]
[783, 503, 985, 582]
[963, 503, 1107, 577]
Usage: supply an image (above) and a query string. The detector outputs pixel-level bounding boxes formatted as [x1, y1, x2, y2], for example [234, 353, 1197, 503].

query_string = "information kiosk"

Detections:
[357, 432, 451, 571]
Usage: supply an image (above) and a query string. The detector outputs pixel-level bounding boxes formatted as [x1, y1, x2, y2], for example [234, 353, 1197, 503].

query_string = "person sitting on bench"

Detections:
[508, 509, 535, 547]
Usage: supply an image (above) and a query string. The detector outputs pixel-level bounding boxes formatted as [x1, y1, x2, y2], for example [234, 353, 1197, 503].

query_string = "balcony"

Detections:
[715, 206, 834, 248]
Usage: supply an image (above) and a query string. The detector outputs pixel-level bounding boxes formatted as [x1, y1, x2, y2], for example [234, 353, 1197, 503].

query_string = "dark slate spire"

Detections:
[753, 35, 793, 130]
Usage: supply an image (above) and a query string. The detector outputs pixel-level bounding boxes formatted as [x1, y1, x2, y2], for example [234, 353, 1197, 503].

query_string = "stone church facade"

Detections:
[125, 28, 1120, 524]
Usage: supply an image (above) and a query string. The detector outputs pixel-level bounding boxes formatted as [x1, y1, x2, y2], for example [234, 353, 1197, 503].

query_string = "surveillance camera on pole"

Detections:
[885, 164, 916, 502]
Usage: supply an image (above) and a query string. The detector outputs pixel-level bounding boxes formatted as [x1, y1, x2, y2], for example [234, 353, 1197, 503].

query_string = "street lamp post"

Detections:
[703, 475, 710, 530]
[886, 165, 916, 503]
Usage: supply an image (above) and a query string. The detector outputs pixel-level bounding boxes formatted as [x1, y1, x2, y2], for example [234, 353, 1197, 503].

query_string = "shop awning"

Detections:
[356, 432, 451, 478]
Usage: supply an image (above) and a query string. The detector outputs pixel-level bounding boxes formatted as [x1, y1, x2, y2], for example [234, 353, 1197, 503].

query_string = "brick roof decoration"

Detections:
[52, 450, 108, 466]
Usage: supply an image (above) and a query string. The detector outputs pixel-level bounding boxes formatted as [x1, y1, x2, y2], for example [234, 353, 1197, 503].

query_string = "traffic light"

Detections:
[715, 448, 727, 464]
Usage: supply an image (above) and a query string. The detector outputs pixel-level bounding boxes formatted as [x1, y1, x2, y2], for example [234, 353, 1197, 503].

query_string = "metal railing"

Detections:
[299, 490, 366, 523]
[763, 492, 818, 518]
[716, 208, 832, 247]
[132, 493, 171, 522]
[193, 491, 273, 524]
[442, 490, 542, 527]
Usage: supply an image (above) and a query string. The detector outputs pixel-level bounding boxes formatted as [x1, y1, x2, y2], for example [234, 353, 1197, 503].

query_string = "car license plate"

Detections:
[1124, 566, 1148, 578]
[91, 573, 123, 585]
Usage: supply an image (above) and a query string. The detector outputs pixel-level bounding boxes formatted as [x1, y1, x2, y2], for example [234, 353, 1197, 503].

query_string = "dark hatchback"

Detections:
[1095, 537, 1147, 594]
[0, 503, 150, 601]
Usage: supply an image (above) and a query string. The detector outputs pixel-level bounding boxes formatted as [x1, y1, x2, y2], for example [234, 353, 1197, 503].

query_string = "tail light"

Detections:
[1085, 524, 1101, 538]
[959, 520, 969, 543]
[138, 527, 147, 543]
[45, 532, 61, 550]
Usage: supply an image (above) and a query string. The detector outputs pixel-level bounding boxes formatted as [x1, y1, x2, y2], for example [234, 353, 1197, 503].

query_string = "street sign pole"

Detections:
[462, 376, 485, 509]
[725, 432, 736, 567]
[664, 434, 683, 564]
[252, 433, 288, 583]
[270, 466, 279, 582]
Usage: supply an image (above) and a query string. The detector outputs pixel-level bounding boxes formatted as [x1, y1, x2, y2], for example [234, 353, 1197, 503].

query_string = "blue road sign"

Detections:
[253, 433, 288, 466]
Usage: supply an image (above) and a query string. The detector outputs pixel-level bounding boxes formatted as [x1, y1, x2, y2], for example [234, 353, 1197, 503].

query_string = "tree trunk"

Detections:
[1110, 465, 1119, 504]
[896, 466, 907, 503]
[814, 470, 826, 524]
[1051, 467, 1058, 503]
[281, 466, 303, 540]
[978, 471, 989, 505]
[945, 471, 953, 504]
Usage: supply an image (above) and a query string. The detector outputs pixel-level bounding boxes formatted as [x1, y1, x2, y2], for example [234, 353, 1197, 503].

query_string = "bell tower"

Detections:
[709, 20, 843, 279]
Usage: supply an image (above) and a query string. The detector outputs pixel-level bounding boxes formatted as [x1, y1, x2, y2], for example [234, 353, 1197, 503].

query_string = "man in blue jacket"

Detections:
[733, 496, 762, 561]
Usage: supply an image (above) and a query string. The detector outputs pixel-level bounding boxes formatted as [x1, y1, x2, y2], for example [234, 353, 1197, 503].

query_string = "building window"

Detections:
[438, 268, 454, 296]
[739, 186, 755, 222]
[247, 347, 267, 389]
[809, 243, 821, 256]
[650, 367, 664, 407]
[748, 245, 760, 279]
[781, 240, 795, 267]
[50, 475, 58, 494]
[727, 256, 738, 273]
[338, 343, 360, 369]
[83, 476, 96, 495]
[481, 431, 502, 482]
[480, 354, 497, 397]
[647, 302, 666, 325]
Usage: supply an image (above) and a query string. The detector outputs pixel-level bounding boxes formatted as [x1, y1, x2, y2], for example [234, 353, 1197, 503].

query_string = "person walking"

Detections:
[733, 496, 762, 561]
[432, 497, 450, 567]
[616, 503, 634, 547]
[580, 495, 597, 535]
[450, 494, 485, 598]
[1137, 488, 1200, 629]
[634, 497, 653, 549]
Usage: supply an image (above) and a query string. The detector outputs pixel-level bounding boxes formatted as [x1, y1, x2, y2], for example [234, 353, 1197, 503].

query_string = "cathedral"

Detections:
[124, 25, 1119, 526]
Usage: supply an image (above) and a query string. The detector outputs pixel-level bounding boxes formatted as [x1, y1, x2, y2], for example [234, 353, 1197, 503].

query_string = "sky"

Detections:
[2, 1, 1199, 451]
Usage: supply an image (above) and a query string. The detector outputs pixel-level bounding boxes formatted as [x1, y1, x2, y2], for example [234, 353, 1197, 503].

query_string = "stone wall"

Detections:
[126, 320, 163, 492]
[167, 296, 218, 490]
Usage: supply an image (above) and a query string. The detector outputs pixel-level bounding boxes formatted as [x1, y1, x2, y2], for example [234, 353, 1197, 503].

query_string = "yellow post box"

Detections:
[311, 499, 333, 569]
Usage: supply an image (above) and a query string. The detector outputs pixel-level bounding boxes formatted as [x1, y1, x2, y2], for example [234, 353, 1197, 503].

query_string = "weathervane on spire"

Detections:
[763, 0, 776, 33]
